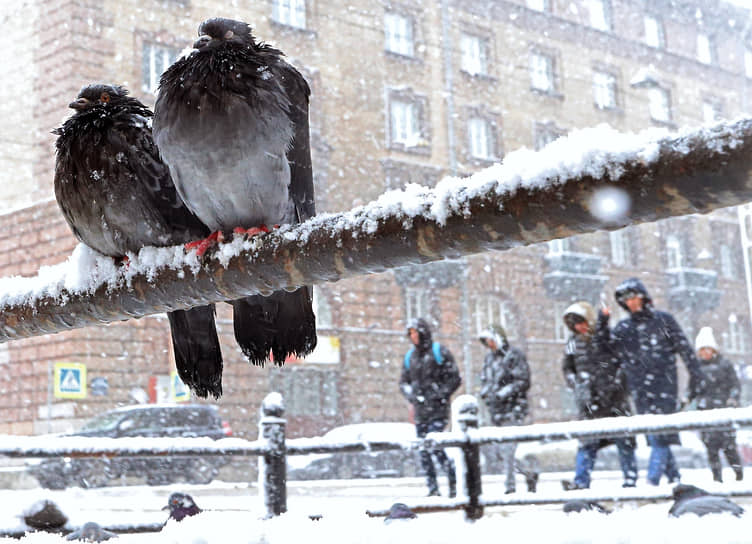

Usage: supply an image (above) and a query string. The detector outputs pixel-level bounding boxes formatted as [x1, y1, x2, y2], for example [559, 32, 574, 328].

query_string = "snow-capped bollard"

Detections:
[456, 394, 483, 520]
[259, 392, 287, 517]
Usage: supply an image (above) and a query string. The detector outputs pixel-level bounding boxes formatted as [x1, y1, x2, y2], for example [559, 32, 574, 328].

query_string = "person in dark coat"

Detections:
[559, 301, 637, 490]
[400, 318, 461, 497]
[611, 278, 706, 486]
[478, 324, 534, 494]
[694, 326, 743, 482]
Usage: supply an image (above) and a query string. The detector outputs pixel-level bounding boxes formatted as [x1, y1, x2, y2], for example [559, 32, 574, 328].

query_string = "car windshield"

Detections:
[78, 411, 123, 432]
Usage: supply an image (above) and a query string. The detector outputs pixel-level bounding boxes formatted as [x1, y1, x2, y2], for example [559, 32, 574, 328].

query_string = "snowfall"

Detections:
[0, 117, 751, 542]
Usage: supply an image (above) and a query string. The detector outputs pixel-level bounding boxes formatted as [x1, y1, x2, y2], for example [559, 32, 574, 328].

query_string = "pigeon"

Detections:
[163, 492, 202, 522]
[23, 499, 68, 531]
[384, 503, 417, 524]
[668, 484, 745, 517]
[66, 522, 118, 542]
[562, 500, 612, 514]
[53, 84, 224, 399]
[153, 17, 317, 367]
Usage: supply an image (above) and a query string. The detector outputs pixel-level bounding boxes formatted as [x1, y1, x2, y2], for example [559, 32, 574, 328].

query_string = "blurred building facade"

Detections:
[0, 0, 751, 438]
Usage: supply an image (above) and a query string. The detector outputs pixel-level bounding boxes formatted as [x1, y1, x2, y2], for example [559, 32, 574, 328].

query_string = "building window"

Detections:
[461, 34, 488, 76]
[609, 230, 630, 266]
[666, 234, 683, 269]
[697, 33, 715, 65]
[530, 52, 556, 93]
[548, 238, 571, 255]
[702, 100, 722, 123]
[388, 93, 428, 149]
[589, 0, 612, 32]
[141, 43, 181, 95]
[272, 0, 306, 28]
[644, 15, 665, 48]
[726, 314, 747, 354]
[468, 117, 495, 160]
[554, 301, 570, 341]
[271, 367, 338, 417]
[475, 297, 518, 340]
[312, 286, 332, 329]
[385, 12, 414, 56]
[720, 244, 735, 278]
[527, 0, 550, 12]
[534, 121, 566, 150]
[593, 70, 617, 110]
[745, 49, 752, 78]
[405, 287, 431, 324]
[648, 87, 671, 123]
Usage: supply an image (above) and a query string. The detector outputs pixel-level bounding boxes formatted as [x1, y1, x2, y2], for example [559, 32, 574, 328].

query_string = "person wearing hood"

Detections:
[693, 326, 743, 483]
[400, 318, 461, 497]
[611, 278, 706, 486]
[478, 324, 533, 494]
[560, 301, 637, 490]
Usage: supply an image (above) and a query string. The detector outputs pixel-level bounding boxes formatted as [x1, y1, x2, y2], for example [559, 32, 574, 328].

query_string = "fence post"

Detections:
[456, 394, 483, 520]
[259, 392, 287, 517]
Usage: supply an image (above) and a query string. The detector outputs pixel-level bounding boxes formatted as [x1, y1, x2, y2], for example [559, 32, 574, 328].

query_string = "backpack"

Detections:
[404, 342, 443, 369]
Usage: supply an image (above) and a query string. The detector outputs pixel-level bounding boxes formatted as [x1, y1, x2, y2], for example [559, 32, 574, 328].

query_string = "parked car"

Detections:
[287, 422, 423, 480]
[29, 404, 233, 489]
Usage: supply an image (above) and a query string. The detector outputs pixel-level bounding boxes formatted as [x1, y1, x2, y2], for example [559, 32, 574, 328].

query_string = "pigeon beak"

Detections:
[193, 35, 212, 49]
[69, 97, 90, 111]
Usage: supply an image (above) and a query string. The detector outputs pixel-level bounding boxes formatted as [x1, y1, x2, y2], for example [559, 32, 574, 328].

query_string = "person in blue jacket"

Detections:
[400, 318, 461, 497]
[611, 278, 706, 486]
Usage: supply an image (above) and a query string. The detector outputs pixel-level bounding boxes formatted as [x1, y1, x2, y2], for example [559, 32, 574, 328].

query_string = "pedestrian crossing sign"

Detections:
[169, 371, 190, 403]
[54, 362, 87, 399]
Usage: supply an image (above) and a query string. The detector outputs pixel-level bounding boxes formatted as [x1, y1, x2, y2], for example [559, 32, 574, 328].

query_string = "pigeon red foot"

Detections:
[185, 231, 225, 257]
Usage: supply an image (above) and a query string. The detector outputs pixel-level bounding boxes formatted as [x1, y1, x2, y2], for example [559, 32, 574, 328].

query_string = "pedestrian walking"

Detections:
[611, 278, 706, 486]
[400, 318, 461, 497]
[478, 324, 537, 494]
[559, 301, 637, 490]
[694, 326, 743, 482]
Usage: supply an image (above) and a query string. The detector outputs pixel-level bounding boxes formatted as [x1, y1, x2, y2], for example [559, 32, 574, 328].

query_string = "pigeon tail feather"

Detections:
[232, 287, 317, 366]
[168, 305, 223, 399]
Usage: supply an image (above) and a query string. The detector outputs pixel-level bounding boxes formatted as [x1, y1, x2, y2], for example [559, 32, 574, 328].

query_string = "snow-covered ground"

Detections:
[2, 469, 752, 543]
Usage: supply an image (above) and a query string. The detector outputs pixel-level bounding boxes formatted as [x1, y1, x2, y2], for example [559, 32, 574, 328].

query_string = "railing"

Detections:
[5, 393, 752, 524]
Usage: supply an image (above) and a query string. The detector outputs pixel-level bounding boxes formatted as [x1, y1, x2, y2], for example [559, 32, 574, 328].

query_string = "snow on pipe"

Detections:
[1, 119, 752, 341]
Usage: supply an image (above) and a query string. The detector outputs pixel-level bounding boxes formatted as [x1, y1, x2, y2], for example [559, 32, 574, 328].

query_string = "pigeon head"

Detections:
[69, 84, 130, 112]
[194, 18, 255, 50]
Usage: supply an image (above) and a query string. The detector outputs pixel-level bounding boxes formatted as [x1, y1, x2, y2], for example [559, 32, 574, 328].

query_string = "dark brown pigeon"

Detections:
[53, 84, 223, 399]
[163, 492, 202, 522]
[153, 18, 317, 367]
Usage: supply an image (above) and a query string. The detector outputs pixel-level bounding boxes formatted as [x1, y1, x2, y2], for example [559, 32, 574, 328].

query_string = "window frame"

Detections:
[474, 296, 518, 341]
[460, 33, 489, 77]
[529, 49, 557, 95]
[386, 88, 430, 153]
[643, 14, 665, 49]
[609, 229, 630, 266]
[696, 33, 715, 65]
[272, 0, 307, 29]
[589, 0, 612, 32]
[141, 42, 181, 95]
[384, 11, 415, 57]
[665, 234, 683, 269]
[592, 69, 618, 110]
[648, 86, 672, 124]
[526, 0, 550, 12]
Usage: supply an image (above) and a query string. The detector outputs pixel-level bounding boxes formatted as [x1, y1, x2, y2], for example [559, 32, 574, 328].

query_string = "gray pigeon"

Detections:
[669, 484, 745, 517]
[153, 17, 317, 367]
[384, 502, 417, 524]
[562, 500, 612, 514]
[53, 84, 223, 399]
[66, 522, 118, 542]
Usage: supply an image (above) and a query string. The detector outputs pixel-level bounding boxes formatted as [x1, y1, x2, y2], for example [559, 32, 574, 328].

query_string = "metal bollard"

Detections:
[456, 394, 483, 520]
[259, 392, 287, 517]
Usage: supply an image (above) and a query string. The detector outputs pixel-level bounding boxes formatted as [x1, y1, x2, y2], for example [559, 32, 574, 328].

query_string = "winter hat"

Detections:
[563, 301, 595, 332]
[478, 324, 507, 348]
[614, 277, 651, 310]
[695, 326, 719, 352]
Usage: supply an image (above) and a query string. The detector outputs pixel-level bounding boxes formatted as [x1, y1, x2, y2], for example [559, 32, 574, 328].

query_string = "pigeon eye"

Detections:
[224, 30, 234, 39]
[100, 92, 111, 103]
